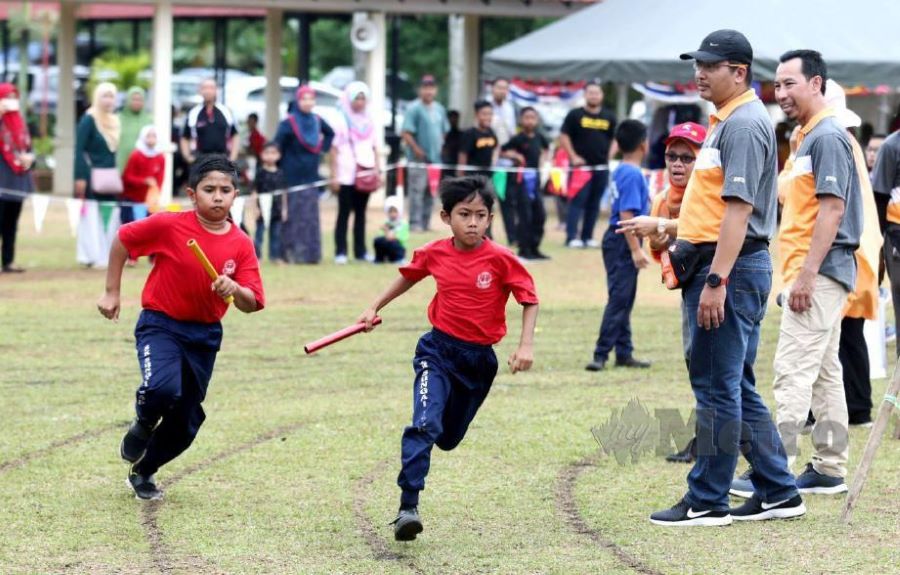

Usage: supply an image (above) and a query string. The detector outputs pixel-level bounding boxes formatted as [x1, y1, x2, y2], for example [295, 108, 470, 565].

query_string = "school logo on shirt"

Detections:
[476, 136, 497, 149]
[223, 260, 236, 276]
[476, 271, 493, 289]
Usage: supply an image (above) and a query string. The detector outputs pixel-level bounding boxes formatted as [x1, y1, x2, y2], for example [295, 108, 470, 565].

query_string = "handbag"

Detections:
[90, 167, 123, 196]
[354, 163, 380, 193]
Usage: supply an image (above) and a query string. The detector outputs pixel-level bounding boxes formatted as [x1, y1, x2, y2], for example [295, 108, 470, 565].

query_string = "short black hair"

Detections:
[262, 141, 280, 152]
[491, 77, 509, 86]
[780, 49, 827, 95]
[448, 109, 460, 120]
[188, 154, 240, 189]
[519, 106, 538, 117]
[474, 99, 492, 113]
[248, 112, 259, 122]
[614, 119, 647, 153]
[440, 175, 494, 213]
[584, 81, 602, 91]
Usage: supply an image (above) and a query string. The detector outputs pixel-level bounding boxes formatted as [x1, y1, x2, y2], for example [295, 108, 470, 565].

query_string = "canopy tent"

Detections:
[483, 0, 900, 87]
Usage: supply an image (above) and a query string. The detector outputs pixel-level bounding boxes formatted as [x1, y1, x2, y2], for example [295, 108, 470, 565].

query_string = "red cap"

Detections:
[665, 122, 707, 147]
[419, 74, 437, 86]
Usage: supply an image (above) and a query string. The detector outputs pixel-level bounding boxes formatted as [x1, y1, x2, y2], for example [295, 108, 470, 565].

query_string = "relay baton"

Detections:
[186, 239, 234, 305]
[304, 317, 382, 354]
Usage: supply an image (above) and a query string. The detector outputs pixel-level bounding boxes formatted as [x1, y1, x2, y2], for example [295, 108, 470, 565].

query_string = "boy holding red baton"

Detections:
[97, 155, 265, 500]
[358, 175, 539, 541]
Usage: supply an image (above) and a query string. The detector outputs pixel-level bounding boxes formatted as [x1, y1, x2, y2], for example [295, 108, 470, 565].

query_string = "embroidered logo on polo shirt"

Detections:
[476, 271, 493, 289]
[223, 260, 236, 276]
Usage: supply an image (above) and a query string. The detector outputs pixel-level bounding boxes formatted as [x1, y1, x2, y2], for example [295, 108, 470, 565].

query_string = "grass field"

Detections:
[0, 198, 898, 575]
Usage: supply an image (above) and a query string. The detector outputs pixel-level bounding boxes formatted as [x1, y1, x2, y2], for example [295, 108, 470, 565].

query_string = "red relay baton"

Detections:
[303, 317, 382, 354]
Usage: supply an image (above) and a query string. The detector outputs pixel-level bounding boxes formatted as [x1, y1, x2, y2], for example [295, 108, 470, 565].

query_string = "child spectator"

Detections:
[374, 195, 409, 264]
[245, 112, 266, 160]
[252, 142, 287, 263]
[358, 175, 538, 542]
[585, 119, 651, 371]
[97, 155, 265, 501]
[501, 106, 550, 260]
[121, 126, 165, 226]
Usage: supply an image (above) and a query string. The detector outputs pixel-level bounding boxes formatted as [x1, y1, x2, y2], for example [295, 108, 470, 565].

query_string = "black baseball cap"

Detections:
[680, 29, 753, 65]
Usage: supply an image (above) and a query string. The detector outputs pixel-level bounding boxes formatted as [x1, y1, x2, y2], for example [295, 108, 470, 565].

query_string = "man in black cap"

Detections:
[649, 29, 804, 527]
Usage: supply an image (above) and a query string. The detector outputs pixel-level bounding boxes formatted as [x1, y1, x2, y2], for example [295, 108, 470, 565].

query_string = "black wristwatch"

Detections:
[705, 273, 728, 288]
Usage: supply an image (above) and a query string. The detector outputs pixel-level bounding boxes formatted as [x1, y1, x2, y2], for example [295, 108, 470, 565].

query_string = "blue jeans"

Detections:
[254, 216, 284, 262]
[593, 228, 638, 361]
[566, 170, 607, 243]
[683, 250, 798, 510]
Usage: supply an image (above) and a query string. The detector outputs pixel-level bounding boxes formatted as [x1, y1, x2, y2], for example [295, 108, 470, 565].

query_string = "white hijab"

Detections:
[134, 125, 159, 158]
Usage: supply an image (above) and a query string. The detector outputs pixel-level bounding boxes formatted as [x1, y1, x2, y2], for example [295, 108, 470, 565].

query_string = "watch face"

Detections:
[706, 273, 720, 287]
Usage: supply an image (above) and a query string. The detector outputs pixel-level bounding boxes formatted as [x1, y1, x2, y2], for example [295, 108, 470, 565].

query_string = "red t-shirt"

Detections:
[118, 211, 265, 323]
[400, 237, 539, 345]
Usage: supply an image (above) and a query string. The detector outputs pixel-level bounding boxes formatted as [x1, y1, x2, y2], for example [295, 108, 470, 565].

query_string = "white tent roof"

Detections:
[483, 0, 900, 86]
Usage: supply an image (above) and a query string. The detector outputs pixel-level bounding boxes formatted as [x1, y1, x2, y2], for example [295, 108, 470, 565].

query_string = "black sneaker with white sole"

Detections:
[391, 507, 424, 541]
[127, 466, 163, 501]
[729, 493, 805, 521]
[795, 462, 848, 495]
[729, 467, 754, 499]
[649, 498, 732, 526]
[120, 418, 155, 463]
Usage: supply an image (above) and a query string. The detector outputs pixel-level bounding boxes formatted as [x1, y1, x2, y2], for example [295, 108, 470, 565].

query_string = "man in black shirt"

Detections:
[559, 81, 617, 248]
[502, 107, 550, 260]
[180, 79, 240, 165]
[441, 110, 462, 180]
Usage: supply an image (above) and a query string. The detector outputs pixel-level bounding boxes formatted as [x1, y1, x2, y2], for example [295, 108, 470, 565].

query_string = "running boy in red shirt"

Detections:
[97, 155, 265, 500]
[358, 175, 539, 541]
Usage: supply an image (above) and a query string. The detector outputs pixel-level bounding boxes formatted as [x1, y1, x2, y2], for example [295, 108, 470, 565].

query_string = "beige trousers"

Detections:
[773, 274, 850, 478]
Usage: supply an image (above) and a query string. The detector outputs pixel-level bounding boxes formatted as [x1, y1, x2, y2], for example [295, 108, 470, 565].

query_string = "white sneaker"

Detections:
[334, 255, 348, 265]
[585, 239, 601, 248]
[567, 239, 585, 248]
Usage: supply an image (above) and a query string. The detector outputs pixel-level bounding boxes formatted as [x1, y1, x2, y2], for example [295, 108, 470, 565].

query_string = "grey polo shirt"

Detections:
[871, 130, 900, 198]
[794, 115, 863, 291]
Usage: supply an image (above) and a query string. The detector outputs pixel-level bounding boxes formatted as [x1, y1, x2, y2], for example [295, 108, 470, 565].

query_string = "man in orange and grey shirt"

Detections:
[871, 125, 900, 343]
[650, 29, 803, 527]
[768, 50, 862, 496]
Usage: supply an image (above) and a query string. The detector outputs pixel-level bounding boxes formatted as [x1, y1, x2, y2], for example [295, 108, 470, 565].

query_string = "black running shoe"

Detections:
[392, 507, 424, 541]
[795, 462, 848, 495]
[649, 498, 732, 526]
[665, 437, 697, 464]
[729, 467, 754, 499]
[120, 418, 155, 463]
[127, 466, 163, 501]
[615, 356, 651, 368]
[729, 493, 805, 521]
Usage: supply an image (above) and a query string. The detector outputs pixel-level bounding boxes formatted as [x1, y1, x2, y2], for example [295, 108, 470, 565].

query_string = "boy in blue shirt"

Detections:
[586, 120, 652, 371]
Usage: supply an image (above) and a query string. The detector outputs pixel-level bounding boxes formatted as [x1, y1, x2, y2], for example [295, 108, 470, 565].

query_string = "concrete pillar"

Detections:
[53, 1, 76, 195]
[152, 0, 174, 204]
[448, 14, 480, 126]
[357, 12, 386, 157]
[264, 9, 284, 138]
[616, 83, 629, 121]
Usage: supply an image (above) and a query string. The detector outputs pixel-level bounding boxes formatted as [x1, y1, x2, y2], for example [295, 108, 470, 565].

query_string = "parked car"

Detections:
[225, 76, 342, 131]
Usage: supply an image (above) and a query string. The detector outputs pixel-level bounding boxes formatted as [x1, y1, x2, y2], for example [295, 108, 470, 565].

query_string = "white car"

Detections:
[224, 76, 342, 132]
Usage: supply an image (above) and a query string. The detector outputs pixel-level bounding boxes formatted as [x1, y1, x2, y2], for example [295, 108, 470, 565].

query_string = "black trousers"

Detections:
[0, 198, 23, 267]
[334, 185, 370, 259]
[839, 316, 873, 424]
[514, 182, 546, 255]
